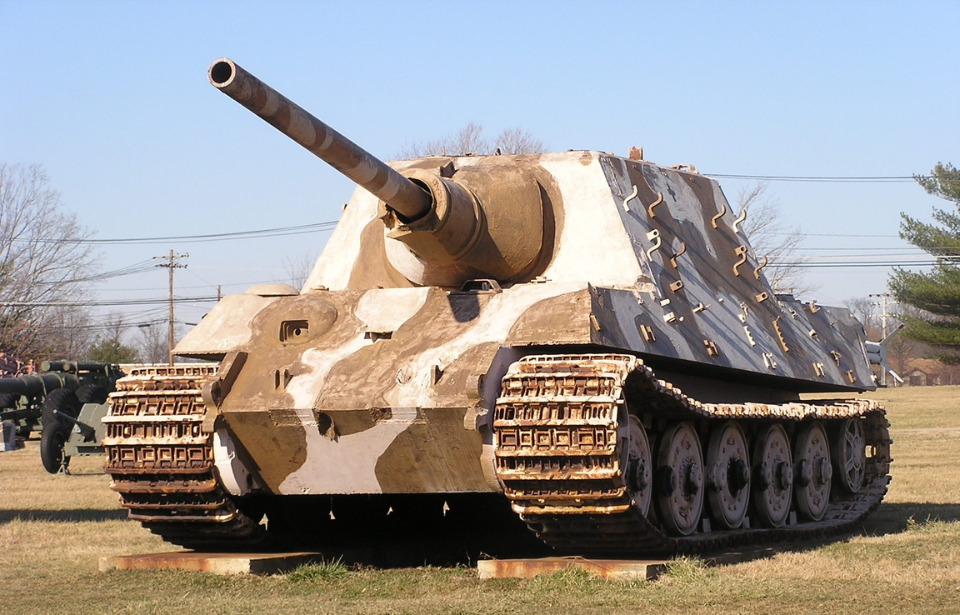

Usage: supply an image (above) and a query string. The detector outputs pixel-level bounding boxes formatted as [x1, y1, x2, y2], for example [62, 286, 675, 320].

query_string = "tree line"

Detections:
[0, 164, 167, 367]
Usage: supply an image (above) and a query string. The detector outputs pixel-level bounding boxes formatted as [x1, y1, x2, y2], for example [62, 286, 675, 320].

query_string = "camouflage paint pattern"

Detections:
[175, 151, 875, 498]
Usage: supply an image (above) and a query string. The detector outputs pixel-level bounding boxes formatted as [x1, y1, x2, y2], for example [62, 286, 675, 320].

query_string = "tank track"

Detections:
[493, 354, 892, 555]
[102, 365, 262, 549]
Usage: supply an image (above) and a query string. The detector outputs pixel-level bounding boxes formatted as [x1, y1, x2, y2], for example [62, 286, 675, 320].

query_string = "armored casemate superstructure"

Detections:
[102, 59, 890, 555]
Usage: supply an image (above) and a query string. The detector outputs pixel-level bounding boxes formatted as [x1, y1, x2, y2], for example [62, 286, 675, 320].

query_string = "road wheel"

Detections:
[751, 423, 793, 528]
[76, 384, 108, 405]
[832, 418, 866, 494]
[41, 388, 81, 432]
[794, 421, 832, 521]
[0, 393, 18, 410]
[40, 422, 70, 474]
[655, 421, 704, 536]
[619, 415, 653, 517]
[706, 421, 751, 529]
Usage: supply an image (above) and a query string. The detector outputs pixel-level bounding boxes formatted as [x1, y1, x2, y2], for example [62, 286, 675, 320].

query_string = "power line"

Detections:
[785, 262, 931, 268]
[156, 251, 188, 365]
[779, 253, 945, 261]
[0, 296, 218, 307]
[17, 221, 338, 246]
[705, 173, 916, 183]
[92, 280, 261, 292]
[34, 259, 162, 285]
[767, 231, 900, 238]
[790, 247, 929, 252]
[69, 318, 169, 332]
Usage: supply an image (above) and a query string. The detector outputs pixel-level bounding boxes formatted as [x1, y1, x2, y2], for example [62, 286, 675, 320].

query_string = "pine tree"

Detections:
[890, 163, 960, 361]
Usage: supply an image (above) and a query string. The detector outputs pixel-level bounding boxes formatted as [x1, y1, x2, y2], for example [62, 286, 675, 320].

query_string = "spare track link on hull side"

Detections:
[102, 365, 262, 548]
[493, 354, 892, 555]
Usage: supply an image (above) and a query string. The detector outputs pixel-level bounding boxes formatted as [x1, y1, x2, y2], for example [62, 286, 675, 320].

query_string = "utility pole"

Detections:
[869, 293, 891, 386]
[156, 250, 188, 365]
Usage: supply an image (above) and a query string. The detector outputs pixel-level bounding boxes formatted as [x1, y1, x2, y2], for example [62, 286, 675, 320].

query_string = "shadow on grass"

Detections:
[244, 503, 959, 570]
[0, 509, 128, 523]
[696, 502, 960, 568]
[858, 502, 960, 536]
[3, 502, 955, 569]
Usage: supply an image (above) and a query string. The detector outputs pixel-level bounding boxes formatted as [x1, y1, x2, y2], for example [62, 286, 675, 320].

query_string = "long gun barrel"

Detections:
[208, 58, 549, 287]
[208, 58, 432, 221]
[0, 360, 118, 397]
[0, 372, 77, 396]
[39, 360, 116, 374]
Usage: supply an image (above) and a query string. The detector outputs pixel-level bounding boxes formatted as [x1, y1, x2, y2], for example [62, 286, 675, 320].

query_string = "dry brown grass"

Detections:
[2, 386, 959, 614]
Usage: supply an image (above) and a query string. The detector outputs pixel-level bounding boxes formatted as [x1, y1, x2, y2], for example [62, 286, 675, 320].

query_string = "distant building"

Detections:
[900, 358, 960, 387]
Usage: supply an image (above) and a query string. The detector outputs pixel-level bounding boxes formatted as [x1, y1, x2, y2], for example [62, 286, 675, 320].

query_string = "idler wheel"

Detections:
[833, 417, 866, 493]
[706, 421, 751, 529]
[655, 422, 704, 536]
[619, 415, 653, 517]
[794, 421, 832, 521]
[751, 423, 793, 528]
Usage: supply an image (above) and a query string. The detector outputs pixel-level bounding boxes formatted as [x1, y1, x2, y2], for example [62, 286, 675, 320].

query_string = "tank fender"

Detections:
[213, 426, 264, 496]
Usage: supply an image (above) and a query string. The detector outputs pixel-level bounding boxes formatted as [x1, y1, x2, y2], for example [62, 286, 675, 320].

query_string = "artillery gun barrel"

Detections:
[73, 360, 118, 374]
[0, 377, 29, 395]
[208, 58, 432, 221]
[0, 372, 76, 396]
[53, 409, 97, 439]
[39, 360, 112, 374]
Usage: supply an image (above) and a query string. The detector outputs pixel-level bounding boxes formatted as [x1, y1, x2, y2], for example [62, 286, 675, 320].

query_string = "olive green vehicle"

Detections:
[0, 360, 124, 473]
[102, 59, 891, 555]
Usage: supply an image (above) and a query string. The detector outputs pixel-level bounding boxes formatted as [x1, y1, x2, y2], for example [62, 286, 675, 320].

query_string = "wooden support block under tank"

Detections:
[478, 546, 793, 581]
[99, 551, 323, 576]
[477, 557, 667, 581]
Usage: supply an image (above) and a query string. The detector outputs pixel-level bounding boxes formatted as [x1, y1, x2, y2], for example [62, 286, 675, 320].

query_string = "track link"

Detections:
[103, 365, 262, 548]
[493, 354, 892, 555]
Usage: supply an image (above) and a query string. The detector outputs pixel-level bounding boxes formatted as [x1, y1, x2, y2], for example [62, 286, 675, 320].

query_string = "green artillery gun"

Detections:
[0, 360, 125, 472]
[52, 403, 110, 473]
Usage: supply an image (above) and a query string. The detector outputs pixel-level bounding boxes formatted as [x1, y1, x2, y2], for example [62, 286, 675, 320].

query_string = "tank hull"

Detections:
[103, 354, 890, 554]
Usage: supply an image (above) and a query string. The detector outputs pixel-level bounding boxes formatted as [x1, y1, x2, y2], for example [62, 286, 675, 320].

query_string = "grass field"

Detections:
[2, 386, 959, 614]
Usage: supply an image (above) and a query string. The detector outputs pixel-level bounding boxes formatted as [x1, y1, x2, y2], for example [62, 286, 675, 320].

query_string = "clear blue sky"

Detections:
[1, 1, 958, 337]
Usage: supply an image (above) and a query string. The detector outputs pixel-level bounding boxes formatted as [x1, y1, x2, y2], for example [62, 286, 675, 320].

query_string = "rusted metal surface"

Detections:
[105, 59, 894, 555]
[103, 366, 263, 547]
[493, 354, 891, 554]
[494, 355, 891, 553]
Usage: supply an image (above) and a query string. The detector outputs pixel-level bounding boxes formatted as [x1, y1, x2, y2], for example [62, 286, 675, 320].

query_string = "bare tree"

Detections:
[886, 302, 928, 377]
[281, 251, 317, 290]
[397, 136, 445, 160]
[844, 297, 878, 336]
[494, 128, 545, 155]
[398, 123, 545, 158]
[738, 183, 813, 297]
[886, 327, 922, 379]
[86, 313, 139, 363]
[50, 305, 95, 358]
[135, 323, 168, 364]
[448, 122, 488, 156]
[0, 164, 99, 360]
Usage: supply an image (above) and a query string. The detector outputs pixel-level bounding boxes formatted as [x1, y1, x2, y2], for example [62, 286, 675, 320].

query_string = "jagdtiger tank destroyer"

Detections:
[102, 58, 891, 556]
